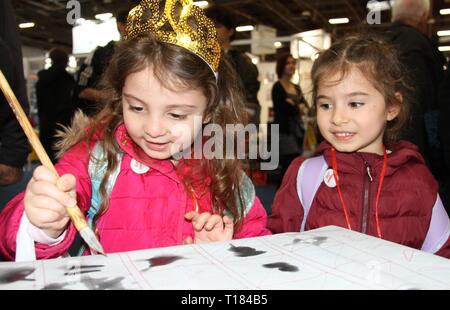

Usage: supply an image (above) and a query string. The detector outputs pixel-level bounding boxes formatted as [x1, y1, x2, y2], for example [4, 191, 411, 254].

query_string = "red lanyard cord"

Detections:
[375, 147, 387, 238]
[331, 148, 352, 230]
[331, 147, 387, 238]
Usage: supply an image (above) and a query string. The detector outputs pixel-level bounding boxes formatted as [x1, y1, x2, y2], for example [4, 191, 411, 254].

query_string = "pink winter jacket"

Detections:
[0, 124, 271, 260]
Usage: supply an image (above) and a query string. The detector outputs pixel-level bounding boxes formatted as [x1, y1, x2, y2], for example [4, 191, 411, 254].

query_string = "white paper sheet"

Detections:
[1, 226, 449, 290]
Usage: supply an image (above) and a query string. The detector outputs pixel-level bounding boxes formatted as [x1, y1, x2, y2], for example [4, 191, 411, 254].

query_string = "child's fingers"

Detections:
[28, 180, 76, 208]
[183, 236, 193, 245]
[223, 215, 234, 239]
[193, 212, 212, 231]
[204, 214, 223, 231]
[56, 174, 77, 194]
[184, 211, 199, 221]
[28, 195, 68, 218]
[28, 206, 65, 225]
[32, 165, 58, 183]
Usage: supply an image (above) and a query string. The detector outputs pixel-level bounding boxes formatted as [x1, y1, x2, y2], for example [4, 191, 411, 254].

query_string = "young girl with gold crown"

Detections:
[0, 0, 271, 261]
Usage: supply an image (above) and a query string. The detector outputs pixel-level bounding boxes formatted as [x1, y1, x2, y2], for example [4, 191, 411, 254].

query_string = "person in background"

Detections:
[205, 6, 261, 125]
[438, 63, 450, 213]
[272, 53, 307, 188]
[36, 48, 75, 163]
[73, 8, 130, 116]
[386, 0, 446, 182]
[0, 0, 31, 186]
[268, 33, 450, 258]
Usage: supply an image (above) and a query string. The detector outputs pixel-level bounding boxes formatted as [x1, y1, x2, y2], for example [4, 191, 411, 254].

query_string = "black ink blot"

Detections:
[42, 276, 126, 290]
[229, 244, 266, 257]
[263, 262, 299, 272]
[42, 283, 67, 290]
[293, 236, 327, 246]
[88, 276, 126, 290]
[143, 255, 183, 268]
[0, 267, 35, 284]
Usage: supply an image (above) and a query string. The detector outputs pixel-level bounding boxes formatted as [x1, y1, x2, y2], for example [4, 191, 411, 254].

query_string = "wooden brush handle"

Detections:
[0, 70, 56, 174]
[0, 70, 87, 230]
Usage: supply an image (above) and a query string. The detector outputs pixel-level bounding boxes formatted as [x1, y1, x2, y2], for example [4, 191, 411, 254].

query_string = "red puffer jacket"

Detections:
[268, 141, 450, 258]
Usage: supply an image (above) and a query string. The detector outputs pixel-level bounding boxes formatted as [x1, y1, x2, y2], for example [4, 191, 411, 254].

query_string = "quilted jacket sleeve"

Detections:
[0, 141, 93, 260]
[234, 196, 271, 239]
[267, 157, 306, 233]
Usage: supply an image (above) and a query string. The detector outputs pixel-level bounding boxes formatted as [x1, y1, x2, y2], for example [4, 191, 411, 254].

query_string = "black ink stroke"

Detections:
[229, 244, 266, 257]
[263, 262, 299, 272]
[292, 236, 328, 246]
[139, 255, 183, 270]
[0, 267, 35, 284]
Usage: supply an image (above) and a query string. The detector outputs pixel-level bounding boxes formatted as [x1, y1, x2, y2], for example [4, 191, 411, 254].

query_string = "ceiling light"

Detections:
[274, 42, 282, 48]
[329, 18, 349, 25]
[19, 22, 35, 29]
[95, 13, 113, 21]
[193, 1, 209, 8]
[440, 9, 450, 15]
[366, 0, 395, 11]
[439, 46, 450, 52]
[236, 25, 254, 32]
[437, 30, 450, 37]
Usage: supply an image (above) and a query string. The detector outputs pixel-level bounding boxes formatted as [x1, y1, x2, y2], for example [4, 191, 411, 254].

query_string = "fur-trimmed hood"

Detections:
[54, 110, 92, 159]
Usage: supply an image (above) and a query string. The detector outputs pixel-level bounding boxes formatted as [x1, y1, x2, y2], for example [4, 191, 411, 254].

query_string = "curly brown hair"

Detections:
[62, 34, 249, 231]
[311, 32, 413, 146]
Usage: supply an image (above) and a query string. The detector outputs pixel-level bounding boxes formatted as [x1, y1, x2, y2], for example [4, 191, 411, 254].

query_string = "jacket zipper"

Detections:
[361, 161, 373, 234]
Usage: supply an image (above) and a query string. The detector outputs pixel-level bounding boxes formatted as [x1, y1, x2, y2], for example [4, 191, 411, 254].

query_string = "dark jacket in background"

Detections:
[386, 22, 446, 180]
[36, 65, 75, 162]
[73, 40, 116, 116]
[226, 49, 261, 124]
[271, 81, 306, 134]
[438, 67, 450, 210]
[0, 0, 30, 168]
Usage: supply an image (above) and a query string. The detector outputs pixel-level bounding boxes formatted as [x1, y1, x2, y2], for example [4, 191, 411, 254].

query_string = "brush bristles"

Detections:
[80, 228, 105, 255]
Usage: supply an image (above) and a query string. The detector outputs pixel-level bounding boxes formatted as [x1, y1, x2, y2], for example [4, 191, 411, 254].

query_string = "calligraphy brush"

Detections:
[0, 70, 105, 255]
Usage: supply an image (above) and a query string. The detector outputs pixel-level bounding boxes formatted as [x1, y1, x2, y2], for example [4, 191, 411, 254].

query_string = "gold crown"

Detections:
[125, 0, 221, 73]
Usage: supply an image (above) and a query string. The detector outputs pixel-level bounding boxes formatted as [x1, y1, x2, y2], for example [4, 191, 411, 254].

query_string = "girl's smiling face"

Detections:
[122, 66, 208, 160]
[316, 67, 400, 155]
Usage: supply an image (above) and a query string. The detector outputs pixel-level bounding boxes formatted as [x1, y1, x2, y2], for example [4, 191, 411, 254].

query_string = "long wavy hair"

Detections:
[59, 34, 248, 231]
[311, 32, 413, 146]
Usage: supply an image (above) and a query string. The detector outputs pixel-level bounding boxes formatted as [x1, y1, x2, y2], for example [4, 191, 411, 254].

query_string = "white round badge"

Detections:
[130, 159, 150, 174]
[323, 169, 337, 188]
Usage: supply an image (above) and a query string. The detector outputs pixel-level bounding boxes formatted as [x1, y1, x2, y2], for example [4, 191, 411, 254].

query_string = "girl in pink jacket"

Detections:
[0, 0, 270, 261]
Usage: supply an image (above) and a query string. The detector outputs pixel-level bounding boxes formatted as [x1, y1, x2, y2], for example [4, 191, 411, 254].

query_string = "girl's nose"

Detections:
[144, 117, 167, 138]
[331, 107, 349, 126]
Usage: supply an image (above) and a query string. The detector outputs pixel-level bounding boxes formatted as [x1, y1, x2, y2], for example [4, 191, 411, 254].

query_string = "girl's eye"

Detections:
[318, 102, 332, 110]
[169, 113, 187, 120]
[129, 105, 144, 112]
[349, 101, 364, 108]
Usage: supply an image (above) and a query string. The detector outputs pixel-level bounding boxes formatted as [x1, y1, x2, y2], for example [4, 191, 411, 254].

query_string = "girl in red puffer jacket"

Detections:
[268, 33, 450, 258]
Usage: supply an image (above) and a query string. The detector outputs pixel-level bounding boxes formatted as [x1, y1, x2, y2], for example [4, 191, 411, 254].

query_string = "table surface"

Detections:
[1, 225, 449, 290]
